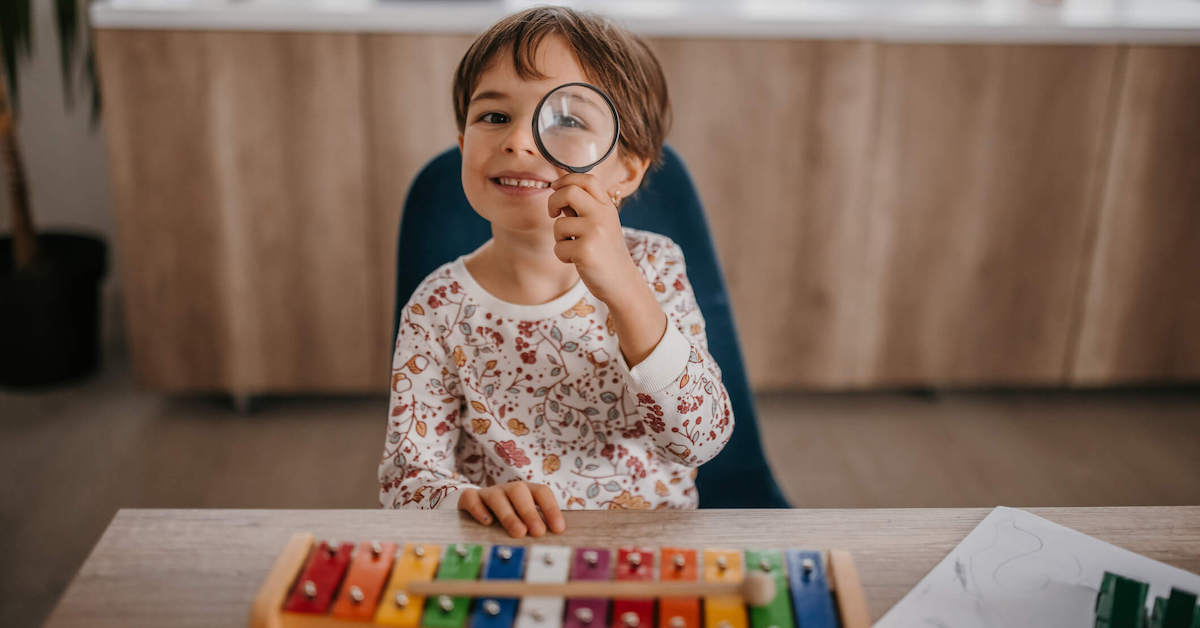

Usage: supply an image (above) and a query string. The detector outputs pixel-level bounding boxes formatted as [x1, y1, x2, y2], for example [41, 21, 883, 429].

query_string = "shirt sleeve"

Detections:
[379, 282, 477, 509]
[617, 236, 735, 468]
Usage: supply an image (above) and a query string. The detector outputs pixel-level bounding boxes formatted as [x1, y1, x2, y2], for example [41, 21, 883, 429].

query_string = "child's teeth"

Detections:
[498, 177, 547, 188]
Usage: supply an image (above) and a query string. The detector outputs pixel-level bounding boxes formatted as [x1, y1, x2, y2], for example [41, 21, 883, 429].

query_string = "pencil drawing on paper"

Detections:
[876, 507, 1200, 628]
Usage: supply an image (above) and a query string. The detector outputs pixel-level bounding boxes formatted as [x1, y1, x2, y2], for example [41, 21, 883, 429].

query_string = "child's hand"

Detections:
[548, 174, 644, 305]
[458, 481, 567, 538]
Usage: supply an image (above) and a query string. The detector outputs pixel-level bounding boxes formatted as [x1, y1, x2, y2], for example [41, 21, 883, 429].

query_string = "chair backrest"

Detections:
[394, 146, 790, 508]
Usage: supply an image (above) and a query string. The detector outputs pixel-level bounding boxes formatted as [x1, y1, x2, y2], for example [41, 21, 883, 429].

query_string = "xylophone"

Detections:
[250, 534, 870, 628]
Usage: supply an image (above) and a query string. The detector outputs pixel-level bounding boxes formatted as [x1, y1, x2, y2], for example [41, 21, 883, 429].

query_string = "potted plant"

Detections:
[1, 0, 107, 387]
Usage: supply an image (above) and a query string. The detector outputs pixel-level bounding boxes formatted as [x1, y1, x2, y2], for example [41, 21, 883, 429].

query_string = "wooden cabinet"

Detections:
[848, 44, 1119, 387]
[94, 31, 1200, 392]
[1071, 47, 1200, 384]
[99, 31, 379, 393]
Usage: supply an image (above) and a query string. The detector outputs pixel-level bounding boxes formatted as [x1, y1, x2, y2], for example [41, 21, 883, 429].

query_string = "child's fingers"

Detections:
[457, 489, 492, 526]
[549, 204, 579, 220]
[480, 489, 527, 538]
[548, 185, 605, 219]
[553, 216, 588, 242]
[550, 173, 607, 206]
[552, 238, 583, 265]
[530, 484, 566, 533]
[504, 483, 547, 537]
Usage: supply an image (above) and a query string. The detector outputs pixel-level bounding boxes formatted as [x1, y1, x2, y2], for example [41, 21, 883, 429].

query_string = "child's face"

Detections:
[459, 35, 646, 235]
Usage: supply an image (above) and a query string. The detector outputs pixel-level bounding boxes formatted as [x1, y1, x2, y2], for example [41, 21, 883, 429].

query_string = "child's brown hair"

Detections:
[453, 6, 672, 171]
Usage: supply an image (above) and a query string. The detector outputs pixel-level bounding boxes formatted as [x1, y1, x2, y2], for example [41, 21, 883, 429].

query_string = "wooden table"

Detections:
[45, 507, 1200, 627]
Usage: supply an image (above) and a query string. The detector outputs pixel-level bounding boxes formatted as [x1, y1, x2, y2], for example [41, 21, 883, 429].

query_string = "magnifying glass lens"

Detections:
[534, 83, 619, 173]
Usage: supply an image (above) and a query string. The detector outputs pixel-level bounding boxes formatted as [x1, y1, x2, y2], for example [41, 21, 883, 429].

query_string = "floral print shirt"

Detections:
[379, 228, 733, 510]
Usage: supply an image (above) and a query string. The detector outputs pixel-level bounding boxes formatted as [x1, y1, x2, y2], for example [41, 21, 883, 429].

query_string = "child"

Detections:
[379, 7, 733, 537]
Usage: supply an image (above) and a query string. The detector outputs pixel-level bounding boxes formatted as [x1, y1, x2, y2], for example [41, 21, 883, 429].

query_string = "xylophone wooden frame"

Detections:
[250, 533, 871, 628]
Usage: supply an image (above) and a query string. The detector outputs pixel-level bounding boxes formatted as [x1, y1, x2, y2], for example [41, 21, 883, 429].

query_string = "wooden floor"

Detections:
[2, 355, 1198, 627]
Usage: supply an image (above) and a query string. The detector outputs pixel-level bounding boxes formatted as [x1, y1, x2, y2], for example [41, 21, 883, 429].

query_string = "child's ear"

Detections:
[458, 134, 464, 151]
[615, 153, 651, 196]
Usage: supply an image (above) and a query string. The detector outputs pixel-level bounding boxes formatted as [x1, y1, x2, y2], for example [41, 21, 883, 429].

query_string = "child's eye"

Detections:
[478, 112, 509, 124]
[553, 114, 587, 130]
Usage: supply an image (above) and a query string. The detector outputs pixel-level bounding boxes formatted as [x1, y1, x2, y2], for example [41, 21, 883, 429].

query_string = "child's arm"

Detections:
[378, 289, 476, 509]
[615, 236, 735, 467]
[548, 175, 734, 468]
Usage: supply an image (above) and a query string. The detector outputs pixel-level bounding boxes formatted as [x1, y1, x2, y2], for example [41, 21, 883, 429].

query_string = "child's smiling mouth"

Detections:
[490, 173, 553, 196]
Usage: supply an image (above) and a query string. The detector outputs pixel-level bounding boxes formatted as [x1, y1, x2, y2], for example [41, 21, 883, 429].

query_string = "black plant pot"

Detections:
[0, 233, 108, 387]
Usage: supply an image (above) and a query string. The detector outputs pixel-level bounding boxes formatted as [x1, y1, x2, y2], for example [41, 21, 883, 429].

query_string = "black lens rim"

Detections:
[532, 82, 621, 174]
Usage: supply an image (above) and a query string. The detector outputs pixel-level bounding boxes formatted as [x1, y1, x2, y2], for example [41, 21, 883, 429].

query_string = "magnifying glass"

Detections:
[532, 82, 620, 174]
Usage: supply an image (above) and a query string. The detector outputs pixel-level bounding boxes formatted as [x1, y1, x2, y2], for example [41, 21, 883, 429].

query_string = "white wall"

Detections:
[1, 0, 122, 358]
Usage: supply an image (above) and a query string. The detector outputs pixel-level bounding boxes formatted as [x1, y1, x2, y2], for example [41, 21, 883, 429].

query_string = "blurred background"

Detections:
[2, 0, 1199, 626]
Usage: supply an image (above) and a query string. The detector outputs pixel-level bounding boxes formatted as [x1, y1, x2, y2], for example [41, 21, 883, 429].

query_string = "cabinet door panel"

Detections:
[99, 30, 374, 391]
[860, 44, 1120, 386]
[1072, 47, 1200, 384]
[652, 39, 878, 389]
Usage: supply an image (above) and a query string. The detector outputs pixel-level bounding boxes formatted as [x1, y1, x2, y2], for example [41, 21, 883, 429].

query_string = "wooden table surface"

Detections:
[45, 507, 1200, 627]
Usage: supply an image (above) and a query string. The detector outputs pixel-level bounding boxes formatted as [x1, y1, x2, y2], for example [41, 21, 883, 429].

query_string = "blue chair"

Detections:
[393, 146, 790, 508]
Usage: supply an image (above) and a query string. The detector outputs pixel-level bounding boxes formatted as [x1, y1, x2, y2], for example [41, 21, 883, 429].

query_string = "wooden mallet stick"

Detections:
[406, 571, 776, 606]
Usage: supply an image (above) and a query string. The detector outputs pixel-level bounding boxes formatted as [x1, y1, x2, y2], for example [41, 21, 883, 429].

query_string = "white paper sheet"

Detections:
[875, 506, 1200, 628]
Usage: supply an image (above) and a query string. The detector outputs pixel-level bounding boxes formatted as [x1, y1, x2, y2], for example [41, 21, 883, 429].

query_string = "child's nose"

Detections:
[501, 123, 538, 156]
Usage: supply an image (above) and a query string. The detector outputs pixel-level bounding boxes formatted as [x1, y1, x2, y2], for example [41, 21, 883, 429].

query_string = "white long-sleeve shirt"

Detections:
[379, 228, 733, 510]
